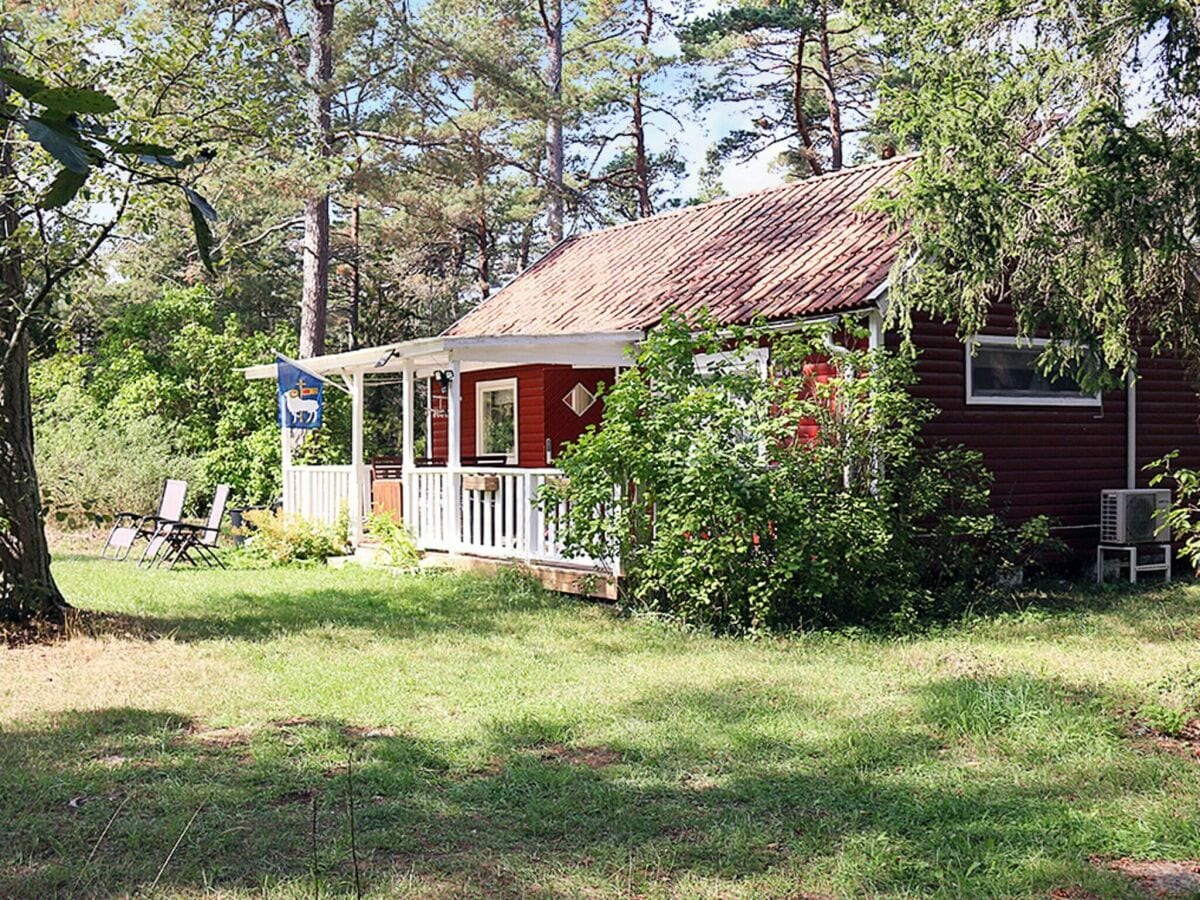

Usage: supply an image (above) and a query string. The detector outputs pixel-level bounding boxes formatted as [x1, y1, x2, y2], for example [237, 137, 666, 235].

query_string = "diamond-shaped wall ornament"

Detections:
[563, 382, 597, 416]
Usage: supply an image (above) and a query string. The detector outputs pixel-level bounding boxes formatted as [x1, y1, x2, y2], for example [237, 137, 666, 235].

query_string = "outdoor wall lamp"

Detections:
[432, 369, 455, 393]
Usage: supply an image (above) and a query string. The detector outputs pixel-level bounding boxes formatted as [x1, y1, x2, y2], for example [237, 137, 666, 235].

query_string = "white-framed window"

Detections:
[965, 336, 1100, 407]
[694, 346, 770, 378]
[475, 378, 518, 462]
[693, 347, 770, 456]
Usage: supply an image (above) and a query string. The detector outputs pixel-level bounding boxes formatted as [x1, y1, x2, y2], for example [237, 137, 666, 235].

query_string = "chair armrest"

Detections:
[133, 515, 182, 536]
[140, 514, 183, 527]
[164, 522, 219, 546]
[169, 522, 220, 537]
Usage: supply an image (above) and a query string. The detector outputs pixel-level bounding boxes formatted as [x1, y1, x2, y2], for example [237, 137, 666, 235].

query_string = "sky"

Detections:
[677, 106, 782, 197]
[618, 0, 788, 201]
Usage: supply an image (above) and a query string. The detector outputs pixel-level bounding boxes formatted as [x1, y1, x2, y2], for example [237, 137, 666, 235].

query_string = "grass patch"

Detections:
[2, 558, 1200, 896]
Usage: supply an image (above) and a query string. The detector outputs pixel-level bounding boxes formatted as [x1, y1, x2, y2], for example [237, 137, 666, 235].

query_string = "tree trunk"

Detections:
[348, 195, 360, 350]
[0, 336, 63, 623]
[468, 83, 493, 298]
[816, 3, 844, 171]
[476, 157, 491, 299]
[630, 81, 652, 218]
[0, 57, 64, 623]
[791, 34, 823, 177]
[543, 0, 564, 243]
[299, 0, 335, 359]
[478, 214, 491, 300]
[630, 0, 653, 218]
[518, 216, 534, 270]
[300, 196, 329, 358]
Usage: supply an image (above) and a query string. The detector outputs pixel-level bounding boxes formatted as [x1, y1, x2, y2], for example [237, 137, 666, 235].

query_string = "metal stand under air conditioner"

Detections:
[1096, 543, 1172, 585]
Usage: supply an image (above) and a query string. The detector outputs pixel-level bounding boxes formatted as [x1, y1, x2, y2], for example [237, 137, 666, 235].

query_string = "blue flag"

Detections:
[276, 355, 324, 429]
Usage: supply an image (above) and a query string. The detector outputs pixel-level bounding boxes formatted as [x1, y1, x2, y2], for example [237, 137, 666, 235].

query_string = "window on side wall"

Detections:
[693, 346, 770, 454]
[965, 336, 1100, 407]
[476, 378, 518, 463]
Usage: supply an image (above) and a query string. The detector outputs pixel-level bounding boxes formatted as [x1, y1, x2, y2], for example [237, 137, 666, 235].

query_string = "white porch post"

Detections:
[350, 368, 365, 546]
[279, 394, 292, 514]
[867, 309, 884, 350]
[1126, 364, 1138, 490]
[445, 359, 462, 550]
[425, 377, 433, 460]
[401, 360, 415, 527]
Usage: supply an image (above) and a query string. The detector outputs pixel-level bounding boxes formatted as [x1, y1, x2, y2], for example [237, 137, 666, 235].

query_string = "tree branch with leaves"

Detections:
[0, 47, 217, 624]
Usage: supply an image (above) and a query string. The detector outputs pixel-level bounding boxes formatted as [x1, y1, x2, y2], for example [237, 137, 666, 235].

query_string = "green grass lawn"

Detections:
[3, 558, 1200, 897]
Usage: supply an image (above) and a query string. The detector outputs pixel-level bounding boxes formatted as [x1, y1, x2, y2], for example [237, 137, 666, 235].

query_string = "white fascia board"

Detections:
[241, 336, 448, 380]
[866, 277, 889, 305]
[242, 331, 644, 380]
[442, 331, 643, 367]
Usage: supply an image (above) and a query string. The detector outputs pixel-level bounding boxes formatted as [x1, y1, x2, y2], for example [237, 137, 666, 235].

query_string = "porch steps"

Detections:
[327, 541, 408, 571]
[351, 541, 391, 567]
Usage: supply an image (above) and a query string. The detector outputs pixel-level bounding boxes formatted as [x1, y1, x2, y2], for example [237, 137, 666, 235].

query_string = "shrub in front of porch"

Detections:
[239, 507, 351, 565]
[543, 314, 1054, 633]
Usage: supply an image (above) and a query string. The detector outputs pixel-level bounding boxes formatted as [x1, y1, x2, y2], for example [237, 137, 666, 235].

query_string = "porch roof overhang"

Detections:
[241, 330, 644, 382]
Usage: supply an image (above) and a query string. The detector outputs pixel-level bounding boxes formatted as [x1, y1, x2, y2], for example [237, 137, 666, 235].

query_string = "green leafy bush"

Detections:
[1140, 665, 1200, 736]
[239, 507, 350, 565]
[1149, 452, 1200, 565]
[31, 285, 340, 521]
[34, 374, 198, 527]
[1156, 665, 1200, 712]
[543, 313, 1056, 633]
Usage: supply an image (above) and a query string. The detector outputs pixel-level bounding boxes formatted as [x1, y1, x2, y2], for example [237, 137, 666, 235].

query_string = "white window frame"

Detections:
[694, 346, 770, 378]
[965, 335, 1101, 408]
[475, 377, 519, 463]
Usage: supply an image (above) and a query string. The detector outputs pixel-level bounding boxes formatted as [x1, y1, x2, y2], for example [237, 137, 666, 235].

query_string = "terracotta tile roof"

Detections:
[446, 154, 914, 337]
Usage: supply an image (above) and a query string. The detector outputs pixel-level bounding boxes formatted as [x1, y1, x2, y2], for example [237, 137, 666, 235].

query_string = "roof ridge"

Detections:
[561, 152, 918, 240]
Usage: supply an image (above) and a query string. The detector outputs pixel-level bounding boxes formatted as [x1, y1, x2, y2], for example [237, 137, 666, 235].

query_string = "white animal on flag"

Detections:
[284, 388, 320, 424]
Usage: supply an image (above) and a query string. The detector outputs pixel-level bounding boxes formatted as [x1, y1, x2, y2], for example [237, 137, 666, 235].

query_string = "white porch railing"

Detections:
[283, 465, 370, 526]
[285, 463, 608, 569]
[407, 466, 606, 568]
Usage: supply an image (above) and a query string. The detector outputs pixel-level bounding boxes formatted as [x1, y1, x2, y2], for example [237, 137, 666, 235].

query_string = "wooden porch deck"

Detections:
[416, 550, 618, 601]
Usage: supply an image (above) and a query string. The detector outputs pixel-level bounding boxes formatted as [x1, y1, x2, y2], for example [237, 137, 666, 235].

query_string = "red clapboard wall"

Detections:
[542, 366, 612, 459]
[429, 364, 614, 467]
[895, 309, 1200, 552]
[1136, 353, 1200, 480]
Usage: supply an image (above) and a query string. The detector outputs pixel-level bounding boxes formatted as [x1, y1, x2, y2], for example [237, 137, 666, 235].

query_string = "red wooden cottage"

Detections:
[246, 154, 1200, 583]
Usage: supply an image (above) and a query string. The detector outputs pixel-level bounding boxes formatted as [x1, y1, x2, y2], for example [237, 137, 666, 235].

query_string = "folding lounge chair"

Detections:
[158, 485, 231, 570]
[100, 478, 188, 562]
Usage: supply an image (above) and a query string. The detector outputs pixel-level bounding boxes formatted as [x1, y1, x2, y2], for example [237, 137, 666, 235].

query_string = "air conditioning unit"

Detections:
[1100, 489, 1171, 544]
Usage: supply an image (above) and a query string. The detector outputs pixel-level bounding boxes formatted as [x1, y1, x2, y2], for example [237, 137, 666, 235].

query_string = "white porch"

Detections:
[244, 331, 640, 576]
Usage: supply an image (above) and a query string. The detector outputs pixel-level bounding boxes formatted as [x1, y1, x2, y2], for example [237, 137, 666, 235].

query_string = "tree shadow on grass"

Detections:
[959, 582, 1200, 648]
[3, 671, 1193, 896]
[70, 568, 579, 645]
